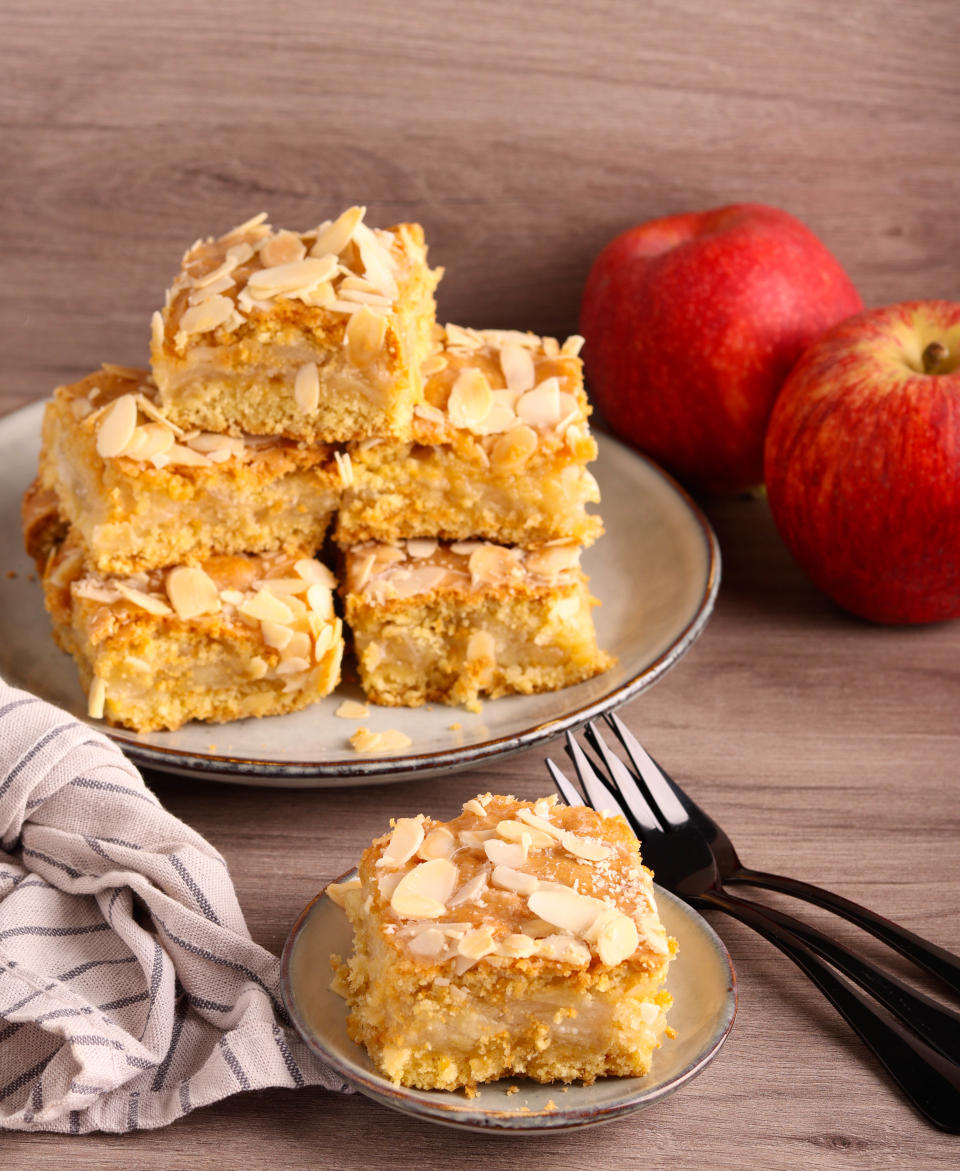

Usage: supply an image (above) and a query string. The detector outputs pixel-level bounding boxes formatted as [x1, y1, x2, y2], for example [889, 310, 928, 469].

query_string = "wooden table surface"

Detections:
[4, 0, 960, 1166]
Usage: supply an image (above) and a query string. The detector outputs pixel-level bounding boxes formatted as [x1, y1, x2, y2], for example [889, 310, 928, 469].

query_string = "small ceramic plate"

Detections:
[281, 875, 736, 1132]
[0, 402, 719, 786]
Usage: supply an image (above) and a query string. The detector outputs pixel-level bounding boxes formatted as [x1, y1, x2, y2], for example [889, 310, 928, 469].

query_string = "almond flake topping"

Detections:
[516, 378, 562, 426]
[497, 820, 554, 849]
[497, 933, 537, 958]
[417, 827, 457, 861]
[499, 342, 536, 393]
[536, 935, 591, 966]
[561, 334, 586, 357]
[259, 229, 307, 267]
[447, 870, 489, 907]
[490, 425, 538, 473]
[238, 589, 294, 625]
[344, 305, 387, 367]
[390, 858, 458, 919]
[294, 363, 320, 414]
[462, 798, 487, 817]
[247, 256, 338, 298]
[378, 817, 425, 868]
[115, 583, 173, 617]
[326, 877, 361, 909]
[87, 676, 106, 720]
[406, 538, 438, 559]
[179, 295, 235, 336]
[517, 806, 565, 841]
[295, 558, 336, 587]
[166, 566, 221, 621]
[408, 928, 447, 958]
[560, 830, 612, 862]
[527, 887, 607, 936]
[491, 865, 539, 896]
[468, 544, 521, 587]
[96, 395, 139, 458]
[458, 928, 495, 960]
[310, 205, 366, 258]
[261, 619, 293, 650]
[447, 368, 493, 430]
[335, 699, 369, 719]
[484, 837, 528, 868]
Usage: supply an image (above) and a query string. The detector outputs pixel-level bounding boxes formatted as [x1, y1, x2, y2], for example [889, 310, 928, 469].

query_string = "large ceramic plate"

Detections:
[281, 876, 737, 1132]
[0, 401, 719, 785]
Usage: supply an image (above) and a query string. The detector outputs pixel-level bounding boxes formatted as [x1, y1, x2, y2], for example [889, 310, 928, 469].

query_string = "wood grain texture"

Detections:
[3, 0, 960, 1165]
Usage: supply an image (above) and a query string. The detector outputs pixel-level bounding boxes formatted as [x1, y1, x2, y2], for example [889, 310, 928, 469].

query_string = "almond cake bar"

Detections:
[336, 325, 603, 549]
[329, 792, 675, 1091]
[150, 208, 442, 442]
[342, 538, 613, 709]
[29, 514, 343, 733]
[38, 365, 340, 574]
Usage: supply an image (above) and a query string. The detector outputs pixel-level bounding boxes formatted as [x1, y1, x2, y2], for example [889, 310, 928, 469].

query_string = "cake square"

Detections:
[336, 325, 603, 549]
[330, 792, 675, 1091]
[38, 365, 340, 574]
[342, 538, 613, 708]
[150, 208, 442, 442]
[30, 515, 343, 733]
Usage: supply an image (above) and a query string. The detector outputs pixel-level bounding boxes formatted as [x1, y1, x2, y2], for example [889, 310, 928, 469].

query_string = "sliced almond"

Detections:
[113, 583, 171, 617]
[459, 829, 496, 849]
[326, 877, 361, 909]
[350, 728, 382, 753]
[96, 394, 138, 458]
[596, 912, 640, 966]
[560, 830, 612, 862]
[417, 827, 457, 861]
[377, 729, 413, 752]
[344, 305, 387, 367]
[536, 935, 591, 966]
[295, 558, 336, 588]
[164, 444, 213, 468]
[87, 675, 106, 720]
[447, 870, 489, 907]
[275, 656, 311, 676]
[466, 630, 495, 663]
[151, 310, 165, 349]
[490, 425, 538, 473]
[179, 295, 235, 336]
[378, 817, 425, 868]
[390, 858, 458, 919]
[247, 256, 338, 297]
[527, 887, 606, 936]
[238, 589, 294, 624]
[294, 363, 320, 413]
[421, 353, 448, 377]
[307, 584, 334, 618]
[310, 205, 366, 258]
[134, 423, 176, 461]
[165, 566, 221, 620]
[484, 838, 528, 868]
[447, 368, 493, 430]
[282, 631, 312, 661]
[261, 619, 294, 650]
[408, 927, 448, 958]
[458, 927, 495, 960]
[497, 820, 554, 849]
[525, 543, 581, 579]
[259, 230, 306, 267]
[499, 342, 536, 393]
[561, 334, 586, 357]
[497, 933, 537, 959]
[414, 402, 446, 425]
[353, 222, 399, 300]
[335, 698, 369, 719]
[491, 865, 539, 896]
[516, 378, 561, 426]
[406, 538, 438, 559]
[517, 806, 565, 841]
[468, 544, 520, 587]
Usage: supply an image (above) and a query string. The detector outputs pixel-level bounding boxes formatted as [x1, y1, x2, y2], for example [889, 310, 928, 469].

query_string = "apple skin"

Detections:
[579, 203, 863, 493]
[764, 301, 960, 624]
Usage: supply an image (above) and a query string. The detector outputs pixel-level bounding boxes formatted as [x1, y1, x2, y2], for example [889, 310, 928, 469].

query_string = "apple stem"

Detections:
[922, 341, 949, 375]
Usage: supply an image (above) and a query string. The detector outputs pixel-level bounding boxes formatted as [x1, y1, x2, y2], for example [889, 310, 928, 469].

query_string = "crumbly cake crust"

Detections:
[342, 539, 613, 708]
[330, 793, 675, 1091]
[38, 365, 340, 574]
[336, 325, 603, 548]
[39, 527, 343, 732]
[150, 209, 442, 442]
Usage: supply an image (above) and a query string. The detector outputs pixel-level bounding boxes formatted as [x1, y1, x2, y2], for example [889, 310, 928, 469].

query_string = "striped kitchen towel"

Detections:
[0, 680, 347, 1133]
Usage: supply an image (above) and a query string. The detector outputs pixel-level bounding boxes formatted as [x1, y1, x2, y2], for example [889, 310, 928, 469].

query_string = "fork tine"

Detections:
[603, 711, 689, 827]
[545, 757, 585, 807]
[563, 731, 626, 817]
[581, 721, 665, 836]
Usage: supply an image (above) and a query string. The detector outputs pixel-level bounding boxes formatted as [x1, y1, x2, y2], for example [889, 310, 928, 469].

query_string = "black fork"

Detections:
[548, 723, 960, 1133]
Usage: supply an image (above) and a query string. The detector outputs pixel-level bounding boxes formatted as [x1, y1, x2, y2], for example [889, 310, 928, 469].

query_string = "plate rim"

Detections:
[280, 872, 738, 1133]
[4, 401, 720, 783]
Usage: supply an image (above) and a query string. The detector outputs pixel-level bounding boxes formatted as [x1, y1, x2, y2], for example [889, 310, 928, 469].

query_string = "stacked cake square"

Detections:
[24, 207, 612, 732]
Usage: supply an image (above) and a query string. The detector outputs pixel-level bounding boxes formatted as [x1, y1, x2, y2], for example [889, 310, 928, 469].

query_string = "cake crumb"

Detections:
[336, 699, 370, 719]
[544, 1099, 558, 1112]
[665, 1026, 678, 1040]
[350, 727, 412, 753]
[6, 571, 17, 579]
[448, 722, 461, 731]
[506, 1085, 519, 1095]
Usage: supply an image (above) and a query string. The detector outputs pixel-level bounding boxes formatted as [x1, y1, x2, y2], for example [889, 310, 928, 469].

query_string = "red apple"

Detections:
[764, 301, 960, 624]
[579, 203, 863, 493]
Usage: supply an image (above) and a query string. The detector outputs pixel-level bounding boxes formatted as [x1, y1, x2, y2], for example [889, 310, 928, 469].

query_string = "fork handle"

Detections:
[726, 867, 960, 995]
[695, 888, 960, 1133]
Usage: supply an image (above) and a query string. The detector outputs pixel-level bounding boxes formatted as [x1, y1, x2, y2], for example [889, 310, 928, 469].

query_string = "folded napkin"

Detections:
[0, 680, 346, 1133]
